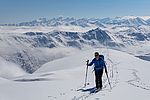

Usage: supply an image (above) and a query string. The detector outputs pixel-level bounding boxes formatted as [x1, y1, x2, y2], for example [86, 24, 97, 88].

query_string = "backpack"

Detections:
[99, 55, 104, 61]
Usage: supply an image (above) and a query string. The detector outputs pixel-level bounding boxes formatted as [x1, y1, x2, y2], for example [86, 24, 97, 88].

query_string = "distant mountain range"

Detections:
[1, 16, 150, 27]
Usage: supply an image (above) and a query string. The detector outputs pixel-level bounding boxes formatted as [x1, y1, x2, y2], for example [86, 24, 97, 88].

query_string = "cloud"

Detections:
[0, 57, 27, 79]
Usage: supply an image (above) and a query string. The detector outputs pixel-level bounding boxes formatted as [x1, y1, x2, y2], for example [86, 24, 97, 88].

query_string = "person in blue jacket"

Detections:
[88, 52, 106, 90]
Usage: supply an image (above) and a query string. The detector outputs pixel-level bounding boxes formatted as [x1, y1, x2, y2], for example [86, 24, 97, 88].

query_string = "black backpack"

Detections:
[99, 55, 104, 61]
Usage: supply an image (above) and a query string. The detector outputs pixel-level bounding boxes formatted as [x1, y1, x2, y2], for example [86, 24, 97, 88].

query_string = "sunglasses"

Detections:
[95, 55, 99, 57]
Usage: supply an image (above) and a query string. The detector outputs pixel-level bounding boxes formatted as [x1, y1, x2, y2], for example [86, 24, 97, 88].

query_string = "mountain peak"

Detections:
[121, 16, 150, 20]
[1, 16, 150, 27]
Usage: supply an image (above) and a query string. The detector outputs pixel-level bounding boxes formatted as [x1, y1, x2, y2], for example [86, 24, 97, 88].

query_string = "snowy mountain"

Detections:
[0, 28, 120, 73]
[0, 16, 150, 74]
[1, 16, 150, 27]
[0, 16, 150, 100]
[0, 49, 150, 100]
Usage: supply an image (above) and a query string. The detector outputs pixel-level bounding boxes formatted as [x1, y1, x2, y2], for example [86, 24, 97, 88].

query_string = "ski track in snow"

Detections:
[65, 58, 120, 100]
[127, 69, 150, 90]
[36, 57, 120, 100]
[13, 56, 120, 100]
[1, 49, 150, 100]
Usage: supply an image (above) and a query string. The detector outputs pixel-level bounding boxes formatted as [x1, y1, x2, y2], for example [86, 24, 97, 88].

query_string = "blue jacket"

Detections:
[88, 57, 106, 70]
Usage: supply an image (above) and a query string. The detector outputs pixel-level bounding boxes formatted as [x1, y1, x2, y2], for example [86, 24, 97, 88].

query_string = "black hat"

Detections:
[95, 52, 99, 56]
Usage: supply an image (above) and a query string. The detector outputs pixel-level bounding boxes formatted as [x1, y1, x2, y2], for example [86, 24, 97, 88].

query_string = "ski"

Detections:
[90, 88, 102, 94]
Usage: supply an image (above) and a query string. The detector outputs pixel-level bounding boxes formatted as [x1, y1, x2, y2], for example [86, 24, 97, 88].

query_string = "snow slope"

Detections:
[0, 48, 150, 100]
[0, 57, 26, 79]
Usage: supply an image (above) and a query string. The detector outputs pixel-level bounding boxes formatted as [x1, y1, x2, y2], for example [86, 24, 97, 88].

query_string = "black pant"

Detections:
[95, 69, 103, 89]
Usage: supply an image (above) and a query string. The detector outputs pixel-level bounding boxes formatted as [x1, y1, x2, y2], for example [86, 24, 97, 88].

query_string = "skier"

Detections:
[87, 52, 106, 91]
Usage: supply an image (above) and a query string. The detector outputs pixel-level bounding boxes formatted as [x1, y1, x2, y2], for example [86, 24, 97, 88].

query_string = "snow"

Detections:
[122, 16, 150, 20]
[0, 57, 27, 79]
[0, 48, 150, 100]
[0, 16, 150, 100]
[0, 25, 96, 34]
[121, 41, 150, 56]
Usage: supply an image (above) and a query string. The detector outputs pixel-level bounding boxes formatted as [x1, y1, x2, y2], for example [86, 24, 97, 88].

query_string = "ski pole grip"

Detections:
[86, 60, 89, 63]
[86, 60, 89, 66]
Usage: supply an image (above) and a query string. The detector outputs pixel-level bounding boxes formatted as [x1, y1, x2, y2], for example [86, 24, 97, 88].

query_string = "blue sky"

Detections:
[0, 0, 150, 23]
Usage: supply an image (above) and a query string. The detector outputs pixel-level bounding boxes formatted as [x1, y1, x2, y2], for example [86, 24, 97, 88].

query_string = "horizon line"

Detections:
[1, 15, 150, 24]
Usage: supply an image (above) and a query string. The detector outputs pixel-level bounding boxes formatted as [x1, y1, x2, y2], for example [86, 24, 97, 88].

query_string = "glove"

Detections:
[86, 60, 89, 66]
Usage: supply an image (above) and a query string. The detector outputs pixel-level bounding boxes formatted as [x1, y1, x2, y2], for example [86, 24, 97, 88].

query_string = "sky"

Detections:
[0, 0, 150, 24]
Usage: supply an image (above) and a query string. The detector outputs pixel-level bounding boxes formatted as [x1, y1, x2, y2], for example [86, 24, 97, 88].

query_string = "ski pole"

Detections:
[84, 60, 89, 87]
[105, 68, 112, 89]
